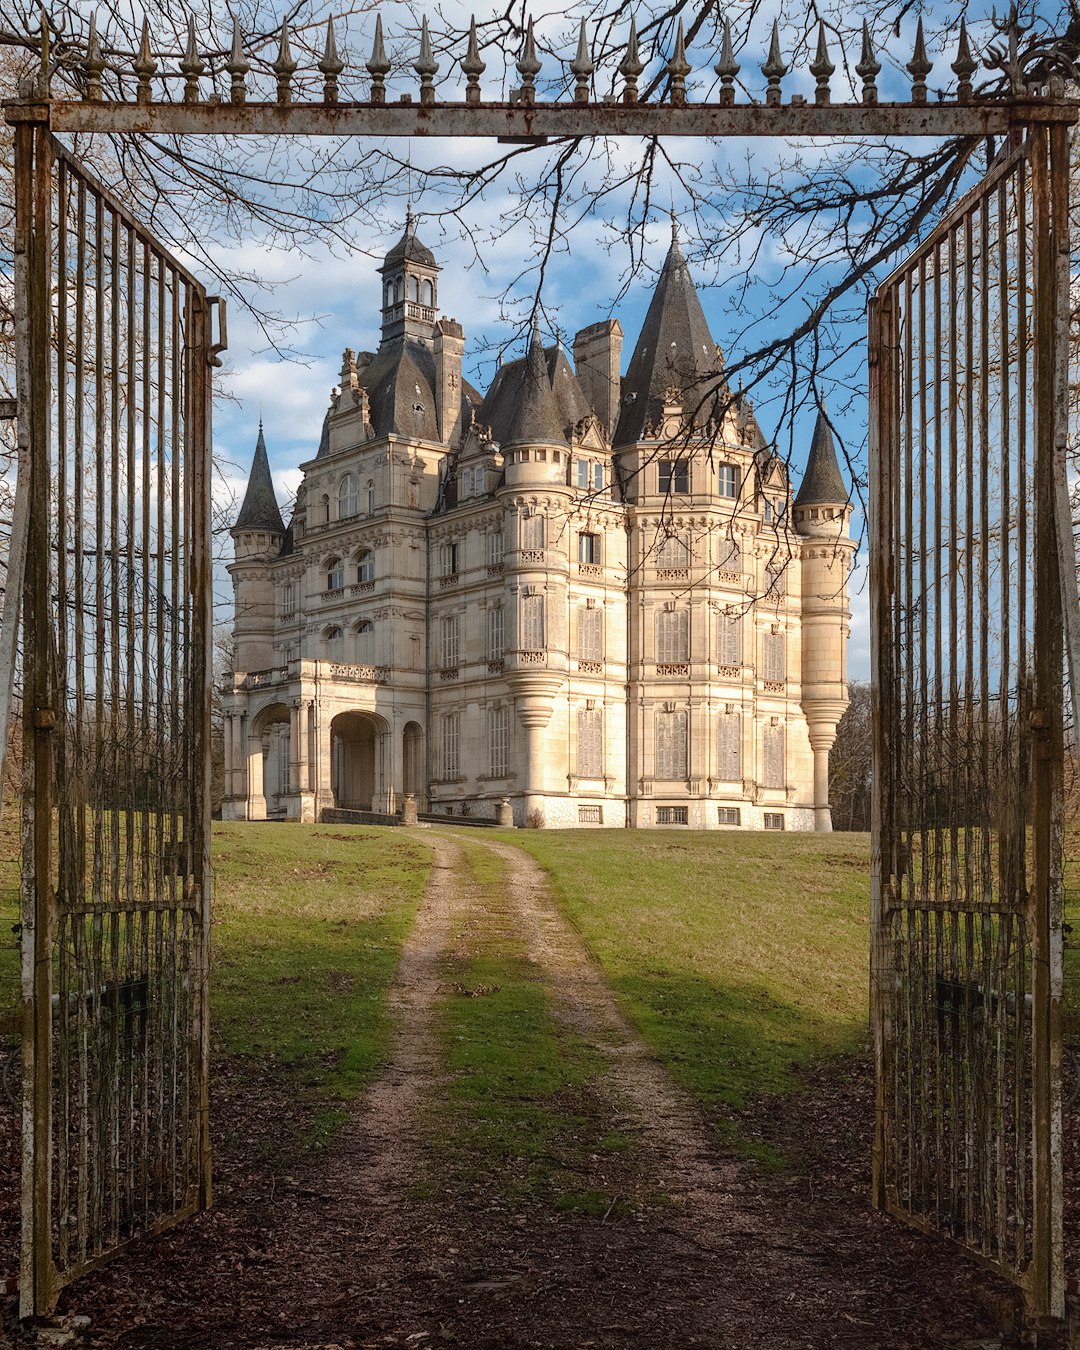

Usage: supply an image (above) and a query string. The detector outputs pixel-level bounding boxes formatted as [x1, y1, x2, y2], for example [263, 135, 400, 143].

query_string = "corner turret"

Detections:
[229, 425, 285, 674]
[795, 404, 855, 832]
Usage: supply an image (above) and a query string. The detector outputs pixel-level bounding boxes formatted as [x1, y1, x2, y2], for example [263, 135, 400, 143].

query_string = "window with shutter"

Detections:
[441, 615, 459, 668]
[521, 513, 545, 549]
[717, 713, 741, 780]
[763, 723, 785, 788]
[656, 609, 689, 665]
[521, 594, 545, 650]
[355, 620, 374, 664]
[487, 529, 504, 567]
[442, 714, 460, 780]
[488, 605, 504, 661]
[655, 709, 688, 779]
[763, 631, 786, 681]
[489, 706, 509, 778]
[656, 532, 689, 569]
[718, 612, 741, 666]
[578, 708, 603, 779]
[578, 607, 603, 662]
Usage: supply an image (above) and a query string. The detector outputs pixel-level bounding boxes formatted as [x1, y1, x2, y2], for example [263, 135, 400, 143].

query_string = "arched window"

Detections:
[383, 280, 392, 308]
[394, 277, 404, 303]
[338, 473, 358, 519]
[326, 626, 344, 661]
[407, 275, 419, 302]
[356, 550, 374, 584]
[326, 558, 344, 591]
[421, 278, 434, 306]
[355, 620, 374, 663]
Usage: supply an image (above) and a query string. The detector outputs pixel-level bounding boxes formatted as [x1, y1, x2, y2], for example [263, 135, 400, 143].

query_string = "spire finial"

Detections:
[85, 12, 105, 101]
[570, 17, 594, 102]
[667, 20, 691, 105]
[516, 17, 541, 103]
[715, 18, 739, 105]
[952, 18, 977, 100]
[907, 17, 932, 104]
[319, 17, 345, 103]
[462, 16, 486, 103]
[415, 16, 438, 104]
[761, 21, 787, 107]
[225, 19, 250, 105]
[133, 18, 156, 104]
[273, 17, 298, 103]
[180, 16, 205, 104]
[809, 21, 834, 105]
[619, 17, 645, 103]
[856, 21, 880, 105]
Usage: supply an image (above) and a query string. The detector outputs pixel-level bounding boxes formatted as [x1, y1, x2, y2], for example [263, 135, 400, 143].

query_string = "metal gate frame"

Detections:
[12, 124, 217, 1316]
[4, 8, 1078, 1322]
[868, 122, 1075, 1320]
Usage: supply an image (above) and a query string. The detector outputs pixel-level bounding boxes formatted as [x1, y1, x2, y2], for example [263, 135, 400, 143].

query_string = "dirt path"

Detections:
[33, 827, 1022, 1349]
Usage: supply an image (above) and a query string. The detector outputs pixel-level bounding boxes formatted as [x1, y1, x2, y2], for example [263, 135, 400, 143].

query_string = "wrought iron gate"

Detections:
[14, 126, 217, 1316]
[868, 124, 1072, 1320]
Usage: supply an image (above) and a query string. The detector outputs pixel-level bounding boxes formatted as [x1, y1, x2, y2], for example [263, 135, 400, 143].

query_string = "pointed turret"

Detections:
[794, 404, 847, 509]
[506, 327, 569, 449]
[235, 424, 286, 535]
[794, 402, 855, 833]
[379, 210, 440, 344]
[614, 226, 724, 446]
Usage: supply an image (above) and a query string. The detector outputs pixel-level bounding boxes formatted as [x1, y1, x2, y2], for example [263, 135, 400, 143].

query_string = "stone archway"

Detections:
[250, 701, 291, 820]
[331, 711, 387, 812]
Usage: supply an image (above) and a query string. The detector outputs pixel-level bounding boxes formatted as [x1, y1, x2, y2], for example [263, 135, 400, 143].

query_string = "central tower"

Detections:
[379, 209, 440, 343]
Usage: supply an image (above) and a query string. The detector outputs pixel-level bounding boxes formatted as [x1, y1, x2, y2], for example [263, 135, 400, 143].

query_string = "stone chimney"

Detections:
[434, 317, 465, 445]
[573, 319, 623, 440]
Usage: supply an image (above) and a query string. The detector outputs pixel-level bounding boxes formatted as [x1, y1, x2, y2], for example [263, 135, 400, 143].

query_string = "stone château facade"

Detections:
[223, 217, 854, 830]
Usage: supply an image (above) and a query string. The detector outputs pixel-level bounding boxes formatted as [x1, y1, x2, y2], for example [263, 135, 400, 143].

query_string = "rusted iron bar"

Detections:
[4, 96, 1075, 137]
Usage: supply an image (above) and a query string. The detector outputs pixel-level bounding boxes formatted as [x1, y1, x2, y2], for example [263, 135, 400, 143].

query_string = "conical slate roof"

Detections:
[794, 405, 848, 506]
[235, 425, 285, 533]
[614, 228, 724, 447]
[502, 328, 570, 448]
[480, 340, 592, 447]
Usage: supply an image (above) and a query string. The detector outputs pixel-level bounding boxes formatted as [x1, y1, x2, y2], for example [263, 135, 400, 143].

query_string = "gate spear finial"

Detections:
[133, 18, 156, 104]
[761, 20, 787, 106]
[667, 20, 691, 105]
[952, 19, 977, 100]
[461, 17, 486, 104]
[367, 15, 391, 104]
[907, 17, 932, 103]
[319, 18, 345, 104]
[516, 18, 541, 103]
[415, 16, 439, 104]
[715, 18, 739, 106]
[856, 22, 880, 104]
[225, 19, 250, 106]
[85, 13, 105, 101]
[619, 18, 645, 103]
[570, 17, 594, 103]
[180, 17, 205, 104]
[809, 21, 834, 104]
[273, 18, 298, 104]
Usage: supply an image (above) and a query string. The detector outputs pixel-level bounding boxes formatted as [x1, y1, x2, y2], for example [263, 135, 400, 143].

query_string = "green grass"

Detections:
[493, 829, 872, 1158]
[211, 823, 431, 1102]
[434, 839, 623, 1206]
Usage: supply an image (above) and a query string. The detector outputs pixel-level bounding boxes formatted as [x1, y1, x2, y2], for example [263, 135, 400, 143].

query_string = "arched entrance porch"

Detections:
[403, 721, 425, 810]
[249, 702, 291, 820]
[331, 711, 391, 813]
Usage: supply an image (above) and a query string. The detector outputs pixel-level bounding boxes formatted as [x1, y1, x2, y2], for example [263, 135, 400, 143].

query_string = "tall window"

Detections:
[279, 581, 296, 617]
[656, 532, 689, 569]
[763, 723, 785, 789]
[717, 711, 741, 780]
[356, 549, 374, 584]
[440, 541, 459, 576]
[766, 564, 787, 596]
[441, 614, 459, 668]
[488, 605, 504, 661]
[763, 629, 786, 681]
[355, 620, 374, 664]
[658, 459, 690, 494]
[576, 459, 590, 490]
[338, 474, 358, 518]
[489, 706, 509, 778]
[578, 532, 601, 565]
[655, 709, 688, 779]
[718, 611, 741, 666]
[421, 278, 434, 306]
[442, 714, 460, 780]
[460, 468, 473, 499]
[717, 539, 741, 573]
[521, 593, 545, 651]
[578, 708, 603, 779]
[717, 463, 738, 498]
[578, 606, 603, 662]
[326, 626, 344, 661]
[521, 513, 545, 550]
[326, 558, 344, 591]
[656, 608, 689, 665]
[366, 481, 375, 513]
[487, 529, 504, 567]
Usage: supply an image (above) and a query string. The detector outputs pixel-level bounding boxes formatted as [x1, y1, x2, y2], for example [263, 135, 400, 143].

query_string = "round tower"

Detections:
[229, 423, 285, 675]
[794, 404, 855, 832]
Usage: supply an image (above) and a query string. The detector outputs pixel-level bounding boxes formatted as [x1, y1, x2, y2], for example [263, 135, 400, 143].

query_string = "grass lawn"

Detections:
[497, 828, 872, 1157]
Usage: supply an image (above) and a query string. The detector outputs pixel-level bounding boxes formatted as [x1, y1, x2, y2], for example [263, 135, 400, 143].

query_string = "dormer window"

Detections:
[338, 474, 358, 519]
[659, 459, 690, 495]
[717, 463, 738, 498]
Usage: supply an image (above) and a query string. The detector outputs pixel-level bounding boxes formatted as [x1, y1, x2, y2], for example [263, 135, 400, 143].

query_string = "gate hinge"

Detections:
[207, 295, 228, 369]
